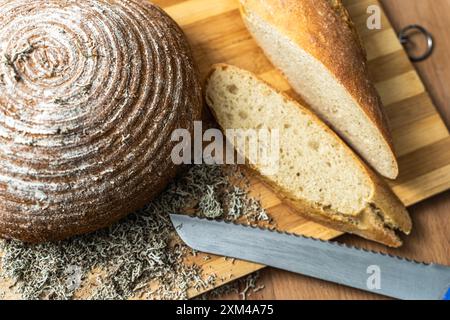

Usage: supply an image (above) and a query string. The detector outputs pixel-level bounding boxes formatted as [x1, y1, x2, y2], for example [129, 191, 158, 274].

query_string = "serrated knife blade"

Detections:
[170, 214, 450, 300]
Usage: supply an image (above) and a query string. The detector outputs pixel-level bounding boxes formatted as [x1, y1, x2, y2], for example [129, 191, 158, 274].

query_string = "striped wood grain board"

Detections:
[151, 0, 450, 298]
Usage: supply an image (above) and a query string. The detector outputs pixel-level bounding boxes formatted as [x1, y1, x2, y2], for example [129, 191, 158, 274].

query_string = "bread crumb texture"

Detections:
[206, 64, 411, 247]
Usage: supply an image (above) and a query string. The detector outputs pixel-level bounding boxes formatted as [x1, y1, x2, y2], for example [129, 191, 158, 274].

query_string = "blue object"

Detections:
[443, 286, 450, 300]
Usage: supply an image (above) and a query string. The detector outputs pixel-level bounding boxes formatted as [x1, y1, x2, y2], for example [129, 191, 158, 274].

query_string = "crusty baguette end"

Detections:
[239, 0, 399, 179]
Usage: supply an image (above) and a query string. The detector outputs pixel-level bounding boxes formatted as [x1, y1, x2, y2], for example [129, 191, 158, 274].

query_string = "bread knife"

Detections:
[170, 214, 450, 300]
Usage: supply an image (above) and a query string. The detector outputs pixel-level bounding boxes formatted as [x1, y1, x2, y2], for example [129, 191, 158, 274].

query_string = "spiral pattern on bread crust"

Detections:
[0, 0, 202, 242]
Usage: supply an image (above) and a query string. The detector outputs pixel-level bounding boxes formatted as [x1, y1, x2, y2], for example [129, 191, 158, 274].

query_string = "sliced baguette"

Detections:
[239, 0, 399, 179]
[205, 64, 412, 247]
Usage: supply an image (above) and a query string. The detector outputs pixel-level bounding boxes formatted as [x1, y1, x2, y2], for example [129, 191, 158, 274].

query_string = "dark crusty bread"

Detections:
[0, 0, 202, 242]
[240, 0, 399, 179]
[206, 64, 411, 247]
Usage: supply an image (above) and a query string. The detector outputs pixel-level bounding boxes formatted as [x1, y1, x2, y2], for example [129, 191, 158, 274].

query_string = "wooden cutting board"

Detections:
[148, 0, 450, 298]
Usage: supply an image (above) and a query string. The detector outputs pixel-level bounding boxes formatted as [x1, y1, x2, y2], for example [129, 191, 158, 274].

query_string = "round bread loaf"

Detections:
[0, 0, 202, 242]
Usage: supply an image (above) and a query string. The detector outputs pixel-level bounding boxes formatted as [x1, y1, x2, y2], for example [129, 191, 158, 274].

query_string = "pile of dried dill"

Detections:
[0, 165, 269, 300]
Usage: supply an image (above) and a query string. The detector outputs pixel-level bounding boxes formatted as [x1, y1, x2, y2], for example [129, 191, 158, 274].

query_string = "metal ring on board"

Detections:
[398, 24, 434, 62]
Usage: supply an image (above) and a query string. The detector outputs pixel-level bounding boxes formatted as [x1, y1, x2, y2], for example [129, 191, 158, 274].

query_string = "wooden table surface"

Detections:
[221, 0, 450, 300]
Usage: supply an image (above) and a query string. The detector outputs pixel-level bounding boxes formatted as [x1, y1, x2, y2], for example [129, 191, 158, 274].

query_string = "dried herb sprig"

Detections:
[3, 43, 35, 82]
[196, 272, 264, 300]
[3, 54, 20, 81]
[0, 164, 269, 300]
[54, 97, 70, 105]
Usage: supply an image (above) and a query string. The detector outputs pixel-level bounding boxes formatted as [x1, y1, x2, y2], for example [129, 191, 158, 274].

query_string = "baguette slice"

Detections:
[240, 0, 399, 179]
[205, 64, 411, 247]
